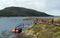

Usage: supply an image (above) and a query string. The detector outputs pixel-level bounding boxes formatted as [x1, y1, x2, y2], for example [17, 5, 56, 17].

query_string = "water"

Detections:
[0, 17, 60, 38]
[0, 17, 60, 33]
[0, 17, 34, 33]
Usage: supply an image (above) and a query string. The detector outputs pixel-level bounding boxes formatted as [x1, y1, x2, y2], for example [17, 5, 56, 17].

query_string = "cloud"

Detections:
[0, 0, 45, 10]
[46, 10, 60, 16]
[46, 0, 60, 10]
[45, 0, 60, 16]
[0, 0, 60, 16]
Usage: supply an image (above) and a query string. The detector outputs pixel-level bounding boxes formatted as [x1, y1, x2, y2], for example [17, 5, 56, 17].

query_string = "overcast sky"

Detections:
[0, 0, 60, 16]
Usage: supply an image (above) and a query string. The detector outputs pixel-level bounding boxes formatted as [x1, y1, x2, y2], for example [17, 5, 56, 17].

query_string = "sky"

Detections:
[0, 0, 60, 16]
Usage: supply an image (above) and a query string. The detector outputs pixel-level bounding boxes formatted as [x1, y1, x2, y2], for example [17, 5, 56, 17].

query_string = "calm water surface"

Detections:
[0, 17, 34, 33]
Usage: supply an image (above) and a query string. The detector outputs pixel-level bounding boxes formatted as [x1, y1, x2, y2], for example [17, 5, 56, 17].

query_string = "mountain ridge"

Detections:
[0, 6, 53, 17]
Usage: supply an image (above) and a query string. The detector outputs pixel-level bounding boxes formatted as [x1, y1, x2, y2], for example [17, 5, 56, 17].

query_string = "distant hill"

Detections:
[0, 7, 53, 17]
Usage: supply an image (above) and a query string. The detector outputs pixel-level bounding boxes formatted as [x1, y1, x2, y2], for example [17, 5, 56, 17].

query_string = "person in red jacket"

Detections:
[41, 18, 46, 22]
